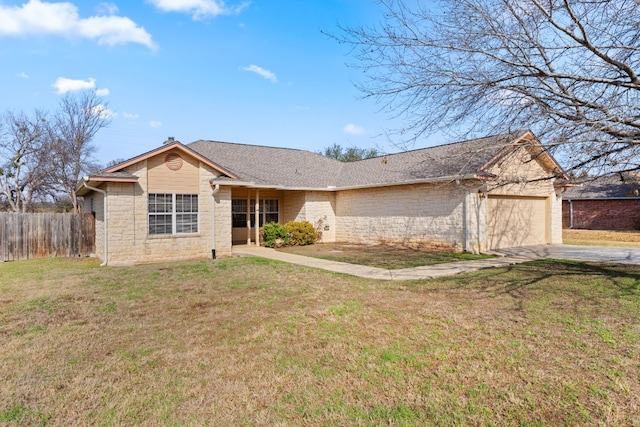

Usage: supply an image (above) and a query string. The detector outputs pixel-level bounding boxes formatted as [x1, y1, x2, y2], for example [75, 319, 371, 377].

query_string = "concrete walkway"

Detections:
[232, 245, 534, 280]
[494, 244, 640, 264]
[232, 244, 640, 281]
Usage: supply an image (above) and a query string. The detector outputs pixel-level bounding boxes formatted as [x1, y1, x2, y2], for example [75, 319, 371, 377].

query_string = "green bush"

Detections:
[262, 222, 289, 248]
[285, 221, 317, 246]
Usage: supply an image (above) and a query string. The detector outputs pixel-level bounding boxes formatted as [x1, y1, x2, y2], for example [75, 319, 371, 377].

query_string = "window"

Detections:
[252, 199, 279, 226]
[232, 199, 248, 228]
[149, 193, 198, 235]
[232, 199, 279, 228]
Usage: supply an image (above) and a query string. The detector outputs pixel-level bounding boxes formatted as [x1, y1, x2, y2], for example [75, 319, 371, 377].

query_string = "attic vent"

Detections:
[165, 153, 183, 171]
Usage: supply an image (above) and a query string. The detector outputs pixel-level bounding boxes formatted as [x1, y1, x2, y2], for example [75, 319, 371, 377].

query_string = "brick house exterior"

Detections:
[77, 131, 566, 266]
[563, 174, 640, 230]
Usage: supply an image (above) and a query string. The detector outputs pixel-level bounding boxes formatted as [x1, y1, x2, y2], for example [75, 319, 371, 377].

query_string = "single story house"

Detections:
[563, 173, 640, 230]
[76, 130, 567, 266]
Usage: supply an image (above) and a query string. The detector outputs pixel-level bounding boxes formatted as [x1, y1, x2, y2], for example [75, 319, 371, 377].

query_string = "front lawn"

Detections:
[277, 242, 494, 269]
[564, 229, 640, 247]
[1, 257, 639, 426]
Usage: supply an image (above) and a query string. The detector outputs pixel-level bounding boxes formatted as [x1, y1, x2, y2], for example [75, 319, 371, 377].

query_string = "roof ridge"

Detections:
[190, 139, 337, 158]
[348, 130, 528, 163]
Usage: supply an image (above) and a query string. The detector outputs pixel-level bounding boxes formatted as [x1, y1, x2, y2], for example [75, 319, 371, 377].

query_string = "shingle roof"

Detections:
[563, 174, 640, 199]
[189, 131, 535, 189]
[187, 140, 345, 187]
[334, 132, 524, 187]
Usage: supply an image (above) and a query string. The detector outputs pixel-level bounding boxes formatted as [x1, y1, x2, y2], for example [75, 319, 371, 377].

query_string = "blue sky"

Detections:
[0, 0, 422, 165]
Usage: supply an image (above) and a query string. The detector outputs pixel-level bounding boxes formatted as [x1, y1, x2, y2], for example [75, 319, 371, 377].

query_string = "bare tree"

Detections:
[335, 0, 640, 176]
[49, 91, 111, 211]
[0, 110, 52, 212]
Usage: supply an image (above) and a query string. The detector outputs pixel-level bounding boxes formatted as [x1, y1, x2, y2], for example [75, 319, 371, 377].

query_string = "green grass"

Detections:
[0, 257, 639, 425]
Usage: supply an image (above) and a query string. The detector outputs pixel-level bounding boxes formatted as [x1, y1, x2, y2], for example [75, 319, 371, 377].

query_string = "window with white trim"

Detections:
[148, 193, 198, 235]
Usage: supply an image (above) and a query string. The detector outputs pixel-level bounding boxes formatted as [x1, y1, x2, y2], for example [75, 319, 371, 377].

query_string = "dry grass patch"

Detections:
[564, 229, 640, 247]
[1, 256, 639, 426]
[278, 242, 493, 269]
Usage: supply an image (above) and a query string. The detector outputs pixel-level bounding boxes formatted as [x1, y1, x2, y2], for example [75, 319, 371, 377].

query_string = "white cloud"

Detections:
[17, 71, 29, 79]
[0, 0, 155, 49]
[149, 120, 163, 128]
[51, 77, 96, 94]
[89, 104, 116, 120]
[96, 2, 119, 15]
[148, 0, 249, 20]
[122, 112, 139, 119]
[95, 88, 110, 96]
[343, 123, 367, 136]
[242, 65, 277, 83]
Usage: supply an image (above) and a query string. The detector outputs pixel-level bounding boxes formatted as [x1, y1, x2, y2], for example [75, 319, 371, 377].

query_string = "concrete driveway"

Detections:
[495, 244, 640, 264]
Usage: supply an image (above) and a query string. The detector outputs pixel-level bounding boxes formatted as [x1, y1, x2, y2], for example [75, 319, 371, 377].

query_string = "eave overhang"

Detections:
[75, 174, 139, 196]
[210, 174, 485, 192]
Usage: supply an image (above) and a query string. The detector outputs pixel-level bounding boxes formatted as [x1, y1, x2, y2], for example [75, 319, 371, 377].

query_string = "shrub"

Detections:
[285, 221, 317, 246]
[262, 222, 289, 248]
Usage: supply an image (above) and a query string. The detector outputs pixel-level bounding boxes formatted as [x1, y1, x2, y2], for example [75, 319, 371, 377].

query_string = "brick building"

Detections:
[563, 174, 640, 230]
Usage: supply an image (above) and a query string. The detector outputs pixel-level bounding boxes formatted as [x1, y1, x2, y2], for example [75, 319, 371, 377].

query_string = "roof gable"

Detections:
[105, 141, 237, 179]
[478, 130, 565, 177]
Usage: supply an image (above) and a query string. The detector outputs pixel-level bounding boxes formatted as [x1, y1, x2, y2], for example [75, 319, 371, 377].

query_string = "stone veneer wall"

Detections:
[282, 191, 336, 242]
[550, 190, 563, 244]
[302, 191, 336, 242]
[282, 191, 306, 223]
[335, 183, 468, 250]
[101, 160, 227, 266]
[213, 186, 232, 256]
[466, 188, 487, 253]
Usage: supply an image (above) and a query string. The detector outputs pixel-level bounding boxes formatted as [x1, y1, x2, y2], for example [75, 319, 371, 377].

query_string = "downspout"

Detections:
[463, 190, 470, 252]
[211, 184, 220, 259]
[568, 199, 574, 229]
[82, 181, 108, 267]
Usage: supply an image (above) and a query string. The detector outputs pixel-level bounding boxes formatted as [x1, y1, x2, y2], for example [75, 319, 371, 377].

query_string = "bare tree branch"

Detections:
[49, 91, 111, 211]
[332, 0, 640, 176]
[0, 110, 52, 212]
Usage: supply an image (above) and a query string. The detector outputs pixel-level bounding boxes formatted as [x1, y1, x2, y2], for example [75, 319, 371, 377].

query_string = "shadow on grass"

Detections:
[410, 259, 640, 307]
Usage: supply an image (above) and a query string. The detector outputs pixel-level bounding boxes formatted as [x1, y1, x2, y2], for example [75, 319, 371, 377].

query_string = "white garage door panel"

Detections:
[488, 196, 547, 249]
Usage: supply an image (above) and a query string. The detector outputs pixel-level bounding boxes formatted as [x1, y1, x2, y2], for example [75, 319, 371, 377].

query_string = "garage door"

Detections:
[487, 195, 548, 249]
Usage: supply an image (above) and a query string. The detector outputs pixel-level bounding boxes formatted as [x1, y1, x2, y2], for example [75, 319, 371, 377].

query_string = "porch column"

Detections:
[255, 189, 260, 246]
[246, 192, 251, 245]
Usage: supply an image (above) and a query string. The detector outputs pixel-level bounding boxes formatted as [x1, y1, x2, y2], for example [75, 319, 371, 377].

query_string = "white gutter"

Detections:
[211, 183, 220, 258]
[209, 174, 483, 192]
[82, 180, 108, 267]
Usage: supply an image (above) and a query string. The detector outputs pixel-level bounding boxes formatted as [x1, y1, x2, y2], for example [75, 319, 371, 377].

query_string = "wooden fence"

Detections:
[0, 212, 95, 262]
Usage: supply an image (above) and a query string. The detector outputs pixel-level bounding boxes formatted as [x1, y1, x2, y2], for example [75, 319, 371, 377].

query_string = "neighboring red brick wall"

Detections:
[563, 199, 640, 230]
